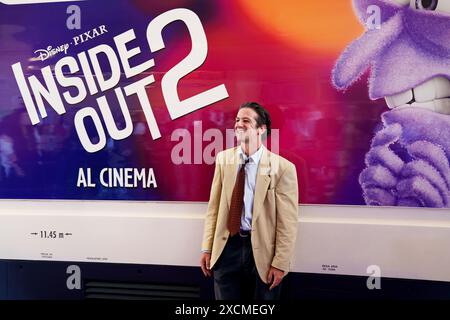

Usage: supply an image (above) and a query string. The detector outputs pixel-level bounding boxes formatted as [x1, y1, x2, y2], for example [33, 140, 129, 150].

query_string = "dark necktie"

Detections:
[228, 158, 249, 236]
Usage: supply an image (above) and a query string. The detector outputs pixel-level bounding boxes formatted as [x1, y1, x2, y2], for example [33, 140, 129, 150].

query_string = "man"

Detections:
[200, 102, 299, 300]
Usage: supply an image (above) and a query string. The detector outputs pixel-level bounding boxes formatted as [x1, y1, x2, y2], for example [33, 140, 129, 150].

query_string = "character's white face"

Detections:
[410, 0, 450, 13]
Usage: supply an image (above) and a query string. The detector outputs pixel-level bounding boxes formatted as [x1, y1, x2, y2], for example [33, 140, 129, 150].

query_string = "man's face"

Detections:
[234, 108, 266, 144]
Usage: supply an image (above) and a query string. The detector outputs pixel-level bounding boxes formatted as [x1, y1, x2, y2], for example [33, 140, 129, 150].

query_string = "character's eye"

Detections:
[415, 0, 438, 10]
[413, 0, 450, 12]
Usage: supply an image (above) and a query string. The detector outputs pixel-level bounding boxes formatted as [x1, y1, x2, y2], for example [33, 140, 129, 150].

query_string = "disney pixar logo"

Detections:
[34, 45, 70, 62]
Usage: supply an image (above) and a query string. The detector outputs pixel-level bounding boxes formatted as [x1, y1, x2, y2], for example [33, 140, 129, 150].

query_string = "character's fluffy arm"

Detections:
[397, 141, 450, 207]
[359, 123, 404, 206]
[360, 110, 450, 208]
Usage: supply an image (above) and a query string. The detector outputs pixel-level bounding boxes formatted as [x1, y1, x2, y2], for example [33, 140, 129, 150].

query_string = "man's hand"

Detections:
[267, 266, 285, 290]
[200, 252, 212, 277]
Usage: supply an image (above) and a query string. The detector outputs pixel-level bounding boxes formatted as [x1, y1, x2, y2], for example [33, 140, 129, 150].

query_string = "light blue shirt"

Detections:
[201, 146, 265, 253]
[237, 145, 264, 232]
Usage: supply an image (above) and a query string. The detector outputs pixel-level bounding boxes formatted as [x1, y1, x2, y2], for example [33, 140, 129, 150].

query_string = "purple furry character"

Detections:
[333, 0, 450, 208]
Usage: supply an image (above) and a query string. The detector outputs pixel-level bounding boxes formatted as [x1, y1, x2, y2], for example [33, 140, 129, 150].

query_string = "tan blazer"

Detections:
[201, 146, 299, 284]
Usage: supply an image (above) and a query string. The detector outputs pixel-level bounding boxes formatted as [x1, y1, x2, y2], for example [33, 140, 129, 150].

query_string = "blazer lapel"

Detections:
[224, 148, 240, 209]
[252, 147, 271, 223]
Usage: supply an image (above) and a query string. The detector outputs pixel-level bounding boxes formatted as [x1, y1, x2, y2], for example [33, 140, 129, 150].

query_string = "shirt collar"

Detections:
[238, 145, 264, 166]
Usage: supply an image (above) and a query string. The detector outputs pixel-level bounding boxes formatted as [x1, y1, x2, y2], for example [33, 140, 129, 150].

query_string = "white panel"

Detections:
[0, 200, 449, 282]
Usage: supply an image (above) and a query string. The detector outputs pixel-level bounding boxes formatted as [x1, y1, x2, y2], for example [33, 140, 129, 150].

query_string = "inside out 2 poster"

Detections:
[0, 0, 448, 208]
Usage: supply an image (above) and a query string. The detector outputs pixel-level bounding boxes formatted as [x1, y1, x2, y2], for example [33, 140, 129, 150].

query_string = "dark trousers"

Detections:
[213, 234, 282, 300]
